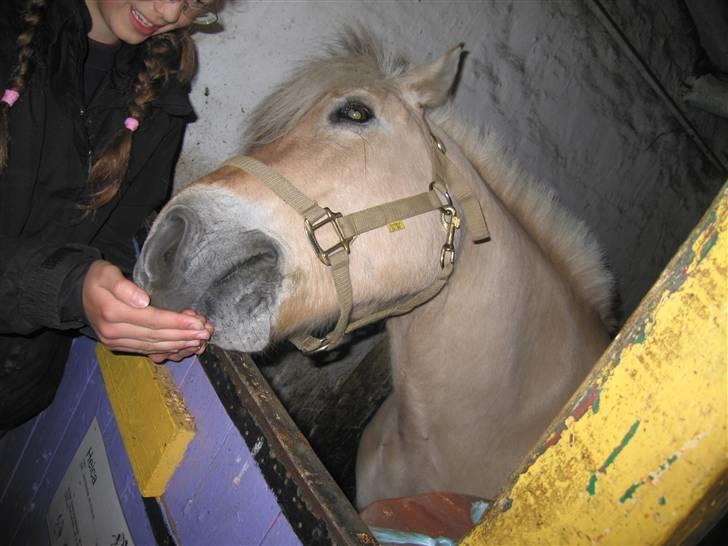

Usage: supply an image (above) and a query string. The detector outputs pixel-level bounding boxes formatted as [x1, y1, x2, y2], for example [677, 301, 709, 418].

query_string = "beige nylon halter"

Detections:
[224, 123, 489, 353]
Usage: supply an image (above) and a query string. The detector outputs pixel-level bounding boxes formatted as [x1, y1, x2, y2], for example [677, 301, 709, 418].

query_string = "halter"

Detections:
[223, 120, 490, 353]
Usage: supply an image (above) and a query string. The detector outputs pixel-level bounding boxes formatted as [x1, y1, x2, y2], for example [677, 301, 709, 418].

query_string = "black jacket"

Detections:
[0, 0, 195, 428]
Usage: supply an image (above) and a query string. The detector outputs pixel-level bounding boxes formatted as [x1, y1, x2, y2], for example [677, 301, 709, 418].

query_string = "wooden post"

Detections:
[463, 182, 728, 545]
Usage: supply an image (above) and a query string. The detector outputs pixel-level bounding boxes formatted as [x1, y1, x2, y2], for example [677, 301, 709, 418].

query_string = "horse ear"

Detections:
[397, 44, 463, 109]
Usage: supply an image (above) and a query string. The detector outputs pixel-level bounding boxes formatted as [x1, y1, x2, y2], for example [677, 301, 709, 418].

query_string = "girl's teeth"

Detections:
[132, 8, 152, 28]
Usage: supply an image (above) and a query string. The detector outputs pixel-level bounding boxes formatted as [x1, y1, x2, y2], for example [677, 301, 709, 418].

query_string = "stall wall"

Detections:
[176, 0, 726, 318]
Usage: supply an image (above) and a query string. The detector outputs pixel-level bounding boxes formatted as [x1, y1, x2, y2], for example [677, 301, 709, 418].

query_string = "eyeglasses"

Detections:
[167, 0, 218, 25]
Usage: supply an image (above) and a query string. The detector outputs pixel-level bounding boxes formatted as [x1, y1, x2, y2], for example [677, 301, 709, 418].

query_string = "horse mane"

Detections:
[433, 109, 617, 330]
[244, 29, 616, 329]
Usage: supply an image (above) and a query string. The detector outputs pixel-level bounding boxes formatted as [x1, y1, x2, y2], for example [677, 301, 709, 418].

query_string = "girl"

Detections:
[0, 0, 218, 428]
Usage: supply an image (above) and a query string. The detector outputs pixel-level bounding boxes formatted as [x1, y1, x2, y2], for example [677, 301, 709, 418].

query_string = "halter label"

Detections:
[387, 220, 406, 232]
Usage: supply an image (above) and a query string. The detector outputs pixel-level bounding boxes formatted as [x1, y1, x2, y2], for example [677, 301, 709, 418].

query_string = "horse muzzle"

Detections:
[133, 196, 284, 351]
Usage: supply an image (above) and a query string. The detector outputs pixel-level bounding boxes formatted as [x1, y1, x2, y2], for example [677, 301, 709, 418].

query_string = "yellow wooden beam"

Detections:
[96, 346, 195, 497]
[463, 182, 728, 546]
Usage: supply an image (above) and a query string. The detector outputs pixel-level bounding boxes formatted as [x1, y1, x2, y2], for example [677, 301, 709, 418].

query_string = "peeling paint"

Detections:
[232, 460, 250, 486]
[534, 386, 602, 459]
[699, 231, 718, 261]
[591, 391, 601, 413]
[599, 420, 640, 473]
[572, 386, 601, 422]
[586, 474, 598, 496]
[619, 482, 642, 503]
[617, 432, 705, 504]
[586, 420, 640, 495]
[251, 437, 264, 458]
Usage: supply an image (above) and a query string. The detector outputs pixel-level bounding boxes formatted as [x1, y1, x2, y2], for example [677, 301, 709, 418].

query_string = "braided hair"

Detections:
[0, 0, 198, 210]
[86, 30, 196, 209]
[0, 0, 45, 170]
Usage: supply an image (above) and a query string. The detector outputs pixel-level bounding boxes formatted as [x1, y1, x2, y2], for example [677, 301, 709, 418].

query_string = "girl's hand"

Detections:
[82, 260, 213, 363]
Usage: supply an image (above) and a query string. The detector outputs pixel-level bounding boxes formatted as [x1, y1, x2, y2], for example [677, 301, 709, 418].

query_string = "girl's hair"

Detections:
[0, 0, 198, 210]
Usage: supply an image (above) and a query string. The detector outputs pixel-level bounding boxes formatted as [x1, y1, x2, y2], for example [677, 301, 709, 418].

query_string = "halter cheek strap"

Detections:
[223, 121, 489, 353]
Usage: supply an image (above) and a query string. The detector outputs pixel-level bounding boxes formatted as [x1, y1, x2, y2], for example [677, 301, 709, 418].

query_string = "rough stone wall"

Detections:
[178, 0, 726, 320]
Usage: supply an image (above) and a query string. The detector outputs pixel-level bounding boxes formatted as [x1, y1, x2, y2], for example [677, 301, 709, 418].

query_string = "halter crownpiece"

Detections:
[223, 120, 489, 353]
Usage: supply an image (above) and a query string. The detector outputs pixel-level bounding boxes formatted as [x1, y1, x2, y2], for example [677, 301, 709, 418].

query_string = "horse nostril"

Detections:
[162, 236, 180, 267]
[141, 207, 198, 289]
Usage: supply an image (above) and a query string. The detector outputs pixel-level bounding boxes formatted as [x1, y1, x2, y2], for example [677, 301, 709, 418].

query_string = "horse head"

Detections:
[135, 33, 478, 353]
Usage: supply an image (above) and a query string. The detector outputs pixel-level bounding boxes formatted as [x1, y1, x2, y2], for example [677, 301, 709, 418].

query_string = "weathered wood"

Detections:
[154, 354, 291, 545]
[463, 182, 728, 545]
[0, 338, 158, 546]
[97, 346, 196, 497]
[201, 346, 379, 545]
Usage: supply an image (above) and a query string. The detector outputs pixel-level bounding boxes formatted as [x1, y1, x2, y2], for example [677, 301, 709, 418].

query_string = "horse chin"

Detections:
[197, 259, 283, 352]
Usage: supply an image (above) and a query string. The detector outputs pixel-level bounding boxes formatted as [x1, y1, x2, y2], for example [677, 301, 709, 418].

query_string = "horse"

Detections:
[133, 31, 615, 510]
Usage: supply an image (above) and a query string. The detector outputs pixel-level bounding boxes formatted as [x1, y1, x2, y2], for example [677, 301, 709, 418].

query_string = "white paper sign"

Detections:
[47, 417, 135, 546]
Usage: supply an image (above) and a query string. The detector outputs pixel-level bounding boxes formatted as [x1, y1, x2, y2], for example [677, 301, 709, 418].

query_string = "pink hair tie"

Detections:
[124, 117, 140, 132]
[1, 89, 20, 107]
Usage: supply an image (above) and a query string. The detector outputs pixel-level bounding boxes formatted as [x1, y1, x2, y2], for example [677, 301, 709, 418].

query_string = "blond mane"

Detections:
[244, 29, 616, 328]
[433, 108, 616, 328]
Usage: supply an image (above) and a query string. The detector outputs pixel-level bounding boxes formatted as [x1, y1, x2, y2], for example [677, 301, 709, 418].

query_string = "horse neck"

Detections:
[385, 149, 610, 436]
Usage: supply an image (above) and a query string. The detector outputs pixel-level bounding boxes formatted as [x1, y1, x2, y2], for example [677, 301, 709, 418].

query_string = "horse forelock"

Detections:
[431, 107, 617, 330]
[243, 28, 409, 148]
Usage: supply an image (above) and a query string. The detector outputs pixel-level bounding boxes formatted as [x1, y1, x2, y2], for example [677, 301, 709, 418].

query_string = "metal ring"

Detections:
[431, 133, 447, 154]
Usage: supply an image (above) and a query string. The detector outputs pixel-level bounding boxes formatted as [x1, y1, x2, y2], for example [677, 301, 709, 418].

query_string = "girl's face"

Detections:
[85, 0, 204, 44]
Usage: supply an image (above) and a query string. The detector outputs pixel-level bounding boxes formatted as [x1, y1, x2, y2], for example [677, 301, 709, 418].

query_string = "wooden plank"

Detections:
[201, 347, 378, 545]
[164, 353, 197, 386]
[0, 338, 99, 542]
[8, 357, 156, 546]
[260, 512, 300, 546]
[0, 337, 97, 506]
[463, 182, 728, 545]
[159, 358, 236, 518]
[182, 427, 282, 545]
[159, 356, 282, 545]
[96, 346, 196, 497]
[98, 409, 158, 546]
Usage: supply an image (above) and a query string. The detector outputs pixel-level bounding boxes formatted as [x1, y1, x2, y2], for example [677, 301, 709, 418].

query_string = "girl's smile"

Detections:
[129, 5, 161, 36]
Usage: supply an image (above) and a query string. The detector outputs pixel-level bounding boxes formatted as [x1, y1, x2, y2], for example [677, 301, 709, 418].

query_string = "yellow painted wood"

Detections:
[463, 182, 728, 546]
[96, 346, 196, 497]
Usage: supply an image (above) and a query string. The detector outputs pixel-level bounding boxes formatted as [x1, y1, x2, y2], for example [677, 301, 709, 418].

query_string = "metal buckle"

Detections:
[429, 181, 453, 209]
[306, 337, 332, 354]
[440, 206, 460, 268]
[429, 182, 461, 268]
[431, 133, 447, 154]
[304, 207, 352, 266]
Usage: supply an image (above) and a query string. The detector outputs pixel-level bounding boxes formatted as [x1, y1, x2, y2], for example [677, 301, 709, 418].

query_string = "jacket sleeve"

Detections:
[0, 117, 184, 336]
[91, 116, 187, 277]
[0, 238, 101, 335]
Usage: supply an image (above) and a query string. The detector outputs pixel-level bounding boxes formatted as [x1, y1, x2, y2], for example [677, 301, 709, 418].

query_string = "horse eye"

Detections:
[334, 102, 373, 124]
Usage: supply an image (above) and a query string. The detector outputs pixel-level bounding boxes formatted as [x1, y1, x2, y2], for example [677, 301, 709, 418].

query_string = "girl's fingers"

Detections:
[148, 347, 199, 364]
[112, 305, 208, 331]
[98, 322, 211, 344]
[103, 337, 205, 355]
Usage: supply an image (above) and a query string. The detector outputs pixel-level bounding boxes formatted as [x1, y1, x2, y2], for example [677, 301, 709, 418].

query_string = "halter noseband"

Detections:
[224, 120, 490, 353]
